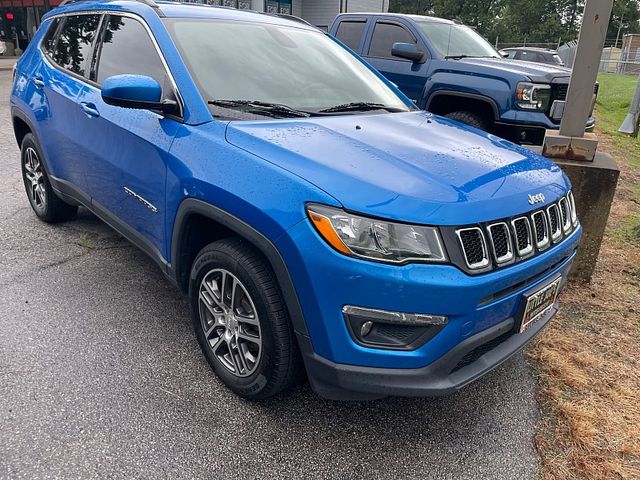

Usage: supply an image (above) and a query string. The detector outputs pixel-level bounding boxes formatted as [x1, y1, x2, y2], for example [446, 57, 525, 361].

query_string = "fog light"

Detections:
[342, 305, 447, 351]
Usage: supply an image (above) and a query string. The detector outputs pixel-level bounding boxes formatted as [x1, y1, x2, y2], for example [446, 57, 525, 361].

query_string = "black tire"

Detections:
[20, 133, 78, 223]
[189, 237, 301, 400]
[444, 111, 490, 132]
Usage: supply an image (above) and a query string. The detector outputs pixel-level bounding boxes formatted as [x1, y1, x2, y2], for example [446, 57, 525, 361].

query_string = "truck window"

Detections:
[335, 21, 366, 51]
[368, 22, 415, 59]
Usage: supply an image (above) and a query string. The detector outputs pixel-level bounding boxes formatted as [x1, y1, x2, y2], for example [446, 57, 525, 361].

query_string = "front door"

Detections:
[75, 14, 181, 260]
[363, 20, 430, 103]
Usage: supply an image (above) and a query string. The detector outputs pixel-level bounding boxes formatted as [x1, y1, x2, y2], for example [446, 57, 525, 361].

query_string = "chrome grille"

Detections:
[532, 211, 550, 249]
[558, 197, 571, 233]
[456, 227, 489, 269]
[487, 223, 513, 263]
[455, 192, 578, 272]
[511, 217, 533, 256]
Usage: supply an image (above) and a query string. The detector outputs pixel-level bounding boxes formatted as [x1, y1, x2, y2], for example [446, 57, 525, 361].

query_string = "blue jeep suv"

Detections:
[11, 0, 581, 401]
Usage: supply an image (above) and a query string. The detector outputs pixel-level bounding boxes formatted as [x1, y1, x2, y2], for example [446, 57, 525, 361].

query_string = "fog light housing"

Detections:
[342, 306, 447, 351]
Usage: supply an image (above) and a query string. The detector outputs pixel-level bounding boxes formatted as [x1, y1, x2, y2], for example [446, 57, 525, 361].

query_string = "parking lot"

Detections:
[0, 70, 541, 479]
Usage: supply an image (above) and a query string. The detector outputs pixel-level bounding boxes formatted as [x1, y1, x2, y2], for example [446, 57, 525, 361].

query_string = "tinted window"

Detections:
[96, 16, 167, 87]
[335, 21, 366, 51]
[368, 23, 415, 58]
[53, 15, 101, 77]
[42, 18, 61, 55]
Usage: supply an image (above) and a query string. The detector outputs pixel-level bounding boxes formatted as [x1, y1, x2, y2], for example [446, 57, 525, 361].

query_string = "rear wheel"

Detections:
[20, 133, 78, 223]
[444, 111, 490, 132]
[189, 238, 300, 400]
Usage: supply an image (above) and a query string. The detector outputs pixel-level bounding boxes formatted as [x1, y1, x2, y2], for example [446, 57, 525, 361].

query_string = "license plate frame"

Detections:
[518, 277, 562, 333]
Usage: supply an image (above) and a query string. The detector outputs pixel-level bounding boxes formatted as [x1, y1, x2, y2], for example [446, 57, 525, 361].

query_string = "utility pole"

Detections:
[615, 11, 624, 48]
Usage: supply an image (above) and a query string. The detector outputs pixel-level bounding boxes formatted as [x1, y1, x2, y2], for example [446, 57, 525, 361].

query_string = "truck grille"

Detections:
[455, 192, 578, 272]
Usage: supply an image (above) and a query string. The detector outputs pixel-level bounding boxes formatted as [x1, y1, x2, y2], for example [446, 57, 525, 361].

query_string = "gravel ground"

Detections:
[0, 70, 540, 479]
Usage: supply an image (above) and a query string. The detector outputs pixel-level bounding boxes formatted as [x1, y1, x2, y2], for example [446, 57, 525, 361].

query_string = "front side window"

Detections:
[95, 15, 167, 88]
[368, 22, 415, 58]
[165, 20, 410, 119]
[417, 22, 499, 59]
[335, 21, 366, 51]
[53, 14, 101, 77]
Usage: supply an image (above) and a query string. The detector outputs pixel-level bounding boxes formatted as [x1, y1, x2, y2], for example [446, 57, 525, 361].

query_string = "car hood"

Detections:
[456, 57, 571, 83]
[225, 111, 569, 226]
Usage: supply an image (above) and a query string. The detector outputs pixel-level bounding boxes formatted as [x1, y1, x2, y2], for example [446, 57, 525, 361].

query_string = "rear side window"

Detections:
[335, 21, 366, 51]
[368, 22, 415, 59]
[95, 15, 167, 88]
[42, 18, 61, 55]
[53, 14, 101, 78]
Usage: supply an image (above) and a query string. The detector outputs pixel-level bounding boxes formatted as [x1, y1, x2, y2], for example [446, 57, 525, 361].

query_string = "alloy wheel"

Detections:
[198, 269, 262, 378]
[24, 147, 46, 210]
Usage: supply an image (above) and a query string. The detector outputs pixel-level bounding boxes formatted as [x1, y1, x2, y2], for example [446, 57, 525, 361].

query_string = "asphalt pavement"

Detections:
[0, 70, 541, 479]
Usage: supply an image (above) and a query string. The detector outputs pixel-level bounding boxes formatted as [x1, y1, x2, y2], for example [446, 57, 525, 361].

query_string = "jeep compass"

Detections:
[10, 0, 581, 400]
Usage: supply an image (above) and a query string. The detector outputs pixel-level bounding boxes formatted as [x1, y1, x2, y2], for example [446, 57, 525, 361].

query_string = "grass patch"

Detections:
[530, 74, 640, 479]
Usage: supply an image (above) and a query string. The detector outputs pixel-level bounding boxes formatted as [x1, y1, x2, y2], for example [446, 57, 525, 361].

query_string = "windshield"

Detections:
[417, 22, 500, 59]
[164, 19, 411, 119]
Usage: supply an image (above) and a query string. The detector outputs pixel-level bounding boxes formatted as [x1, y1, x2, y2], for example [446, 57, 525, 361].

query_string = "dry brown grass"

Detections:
[528, 128, 640, 479]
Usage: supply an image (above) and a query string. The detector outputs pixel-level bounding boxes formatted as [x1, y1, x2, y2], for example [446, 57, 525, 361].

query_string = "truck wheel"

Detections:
[20, 133, 78, 223]
[189, 238, 301, 400]
[444, 111, 489, 132]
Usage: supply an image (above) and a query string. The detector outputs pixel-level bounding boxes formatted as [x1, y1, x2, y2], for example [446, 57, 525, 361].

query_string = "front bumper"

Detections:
[495, 109, 596, 145]
[298, 299, 560, 400]
[277, 218, 580, 400]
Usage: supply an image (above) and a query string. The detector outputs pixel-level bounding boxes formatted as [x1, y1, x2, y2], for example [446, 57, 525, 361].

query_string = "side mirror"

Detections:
[391, 42, 426, 63]
[101, 74, 178, 114]
[499, 51, 509, 58]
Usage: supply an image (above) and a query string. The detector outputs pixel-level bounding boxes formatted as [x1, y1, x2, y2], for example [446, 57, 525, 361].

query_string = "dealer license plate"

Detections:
[519, 277, 562, 333]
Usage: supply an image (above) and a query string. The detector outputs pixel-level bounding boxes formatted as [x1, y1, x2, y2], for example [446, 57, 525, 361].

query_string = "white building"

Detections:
[205, 0, 389, 30]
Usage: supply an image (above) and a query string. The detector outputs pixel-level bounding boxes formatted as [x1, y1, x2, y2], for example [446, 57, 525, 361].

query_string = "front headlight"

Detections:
[306, 204, 447, 264]
[516, 82, 551, 111]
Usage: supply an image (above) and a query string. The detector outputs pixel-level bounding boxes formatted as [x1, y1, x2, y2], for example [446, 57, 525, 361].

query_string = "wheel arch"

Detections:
[425, 92, 499, 123]
[171, 198, 309, 336]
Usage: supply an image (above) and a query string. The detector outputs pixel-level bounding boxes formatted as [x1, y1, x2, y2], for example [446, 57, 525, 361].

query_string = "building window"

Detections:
[265, 0, 292, 14]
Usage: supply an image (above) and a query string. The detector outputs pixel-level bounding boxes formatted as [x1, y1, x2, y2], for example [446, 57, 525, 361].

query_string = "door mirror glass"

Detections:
[391, 42, 425, 62]
[101, 74, 174, 113]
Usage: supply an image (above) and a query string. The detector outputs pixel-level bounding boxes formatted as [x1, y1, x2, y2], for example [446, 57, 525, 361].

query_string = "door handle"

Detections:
[80, 102, 100, 118]
[32, 76, 45, 89]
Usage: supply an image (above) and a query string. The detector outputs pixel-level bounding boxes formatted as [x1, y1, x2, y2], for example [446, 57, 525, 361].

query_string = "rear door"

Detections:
[361, 19, 429, 103]
[75, 14, 182, 259]
[36, 14, 102, 195]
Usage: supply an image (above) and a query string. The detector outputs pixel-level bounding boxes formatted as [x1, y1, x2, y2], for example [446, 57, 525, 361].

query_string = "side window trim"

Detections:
[366, 20, 419, 61]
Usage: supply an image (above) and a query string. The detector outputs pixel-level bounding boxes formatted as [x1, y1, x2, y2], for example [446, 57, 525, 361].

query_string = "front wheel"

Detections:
[189, 238, 300, 400]
[444, 111, 490, 132]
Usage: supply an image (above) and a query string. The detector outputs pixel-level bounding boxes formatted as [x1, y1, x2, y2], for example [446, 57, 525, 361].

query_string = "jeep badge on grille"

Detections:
[528, 193, 546, 205]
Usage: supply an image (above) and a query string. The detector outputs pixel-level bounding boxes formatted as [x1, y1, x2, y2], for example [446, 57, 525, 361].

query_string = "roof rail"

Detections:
[265, 13, 315, 27]
[58, 0, 165, 16]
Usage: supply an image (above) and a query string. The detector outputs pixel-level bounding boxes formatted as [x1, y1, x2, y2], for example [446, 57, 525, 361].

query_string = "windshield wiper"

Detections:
[318, 102, 405, 114]
[444, 55, 498, 60]
[208, 99, 311, 118]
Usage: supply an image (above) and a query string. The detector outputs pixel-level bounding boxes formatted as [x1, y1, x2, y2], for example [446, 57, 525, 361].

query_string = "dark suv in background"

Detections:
[500, 47, 565, 67]
[331, 13, 594, 145]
